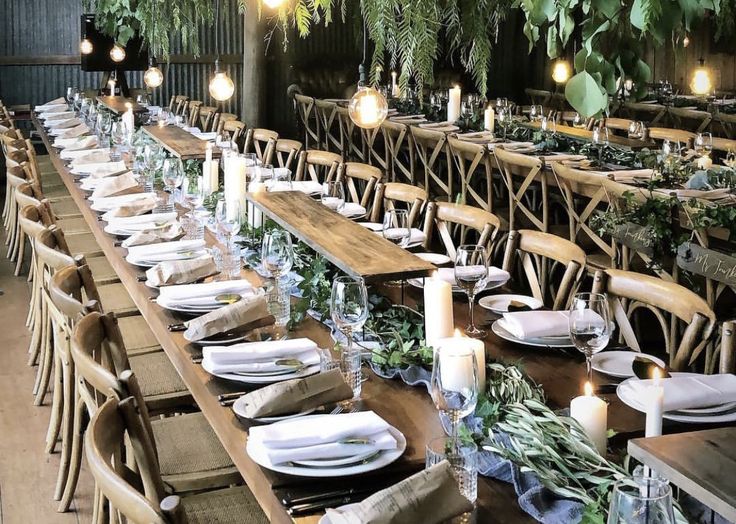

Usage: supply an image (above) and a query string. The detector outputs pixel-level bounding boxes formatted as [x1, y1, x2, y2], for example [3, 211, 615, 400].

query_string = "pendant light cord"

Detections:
[214, 0, 221, 71]
[358, 15, 367, 85]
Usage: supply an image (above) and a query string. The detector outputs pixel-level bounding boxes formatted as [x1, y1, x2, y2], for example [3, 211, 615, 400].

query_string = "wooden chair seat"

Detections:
[178, 485, 267, 524]
[85, 256, 120, 285]
[118, 315, 163, 355]
[151, 411, 240, 490]
[65, 232, 103, 258]
[97, 283, 139, 317]
[129, 352, 191, 412]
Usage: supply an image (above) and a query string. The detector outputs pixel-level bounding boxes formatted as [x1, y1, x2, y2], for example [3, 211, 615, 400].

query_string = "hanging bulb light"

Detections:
[349, 18, 388, 129]
[691, 58, 712, 96]
[682, 34, 690, 48]
[144, 57, 164, 88]
[80, 38, 93, 55]
[208, 0, 235, 102]
[552, 59, 571, 84]
[110, 44, 126, 62]
[263, 0, 285, 7]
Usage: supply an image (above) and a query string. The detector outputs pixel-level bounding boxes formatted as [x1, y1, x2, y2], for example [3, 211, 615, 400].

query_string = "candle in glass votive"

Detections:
[645, 368, 664, 438]
[570, 382, 608, 454]
[122, 106, 135, 135]
[484, 106, 495, 133]
[447, 86, 462, 123]
[202, 151, 219, 195]
[391, 71, 400, 98]
[247, 181, 266, 229]
[696, 156, 713, 169]
[423, 272, 454, 349]
[108, 80, 116, 96]
[224, 154, 247, 219]
[436, 330, 485, 390]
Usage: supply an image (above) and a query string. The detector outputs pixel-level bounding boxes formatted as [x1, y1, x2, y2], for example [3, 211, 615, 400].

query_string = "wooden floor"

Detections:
[0, 229, 94, 524]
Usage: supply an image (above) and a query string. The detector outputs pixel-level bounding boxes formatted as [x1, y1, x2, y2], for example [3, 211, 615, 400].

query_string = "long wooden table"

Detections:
[248, 191, 436, 283]
[142, 124, 219, 160]
[522, 121, 657, 150]
[34, 113, 703, 523]
[96, 96, 145, 115]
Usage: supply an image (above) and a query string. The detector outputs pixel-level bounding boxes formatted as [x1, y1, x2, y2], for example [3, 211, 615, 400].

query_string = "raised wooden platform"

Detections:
[142, 124, 218, 160]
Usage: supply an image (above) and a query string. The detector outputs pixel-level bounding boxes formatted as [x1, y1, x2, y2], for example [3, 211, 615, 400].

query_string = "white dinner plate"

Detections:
[406, 275, 508, 294]
[413, 252, 452, 265]
[247, 423, 406, 478]
[491, 320, 575, 348]
[125, 250, 208, 267]
[617, 372, 736, 423]
[194, 332, 250, 346]
[232, 397, 316, 423]
[201, 359, 320, 384]
[478, 294, 543, 314]
[590, 351, 665, 379]
[356, 222, 383, 232]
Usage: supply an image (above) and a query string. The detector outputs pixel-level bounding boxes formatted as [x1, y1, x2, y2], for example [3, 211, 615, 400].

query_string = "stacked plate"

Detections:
[71, 160, 127, 177]
[246, 411, 406, 478]
[407, 266, 510, 293]
[125, 239, 208, 267]
[492, 310, 574, 348]
[155, 279, 255, 314]
[104, 212, 178, 236]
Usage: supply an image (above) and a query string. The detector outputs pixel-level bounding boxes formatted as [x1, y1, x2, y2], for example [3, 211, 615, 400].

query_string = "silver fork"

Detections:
[330, 404, 359, 415]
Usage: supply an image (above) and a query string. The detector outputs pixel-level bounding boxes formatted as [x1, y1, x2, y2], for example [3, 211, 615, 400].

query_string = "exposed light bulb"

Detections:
[80, 38, 93, 55]
[144, 65, 164, 88]
[349, 86, 388, 129]
[262, 0, 285, 7]
[110, 44, 126, 62]
[691, 59, 712, 96]
[209, 70, 235, 101]
[682, 35, 690, 48]
[552, 60, 571, 84]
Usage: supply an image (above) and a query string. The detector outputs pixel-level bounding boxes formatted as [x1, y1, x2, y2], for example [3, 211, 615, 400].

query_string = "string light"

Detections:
[551, 59, 571, 84]
[691, 58, 712, 96]
[208, 0, 235, 102]
[110, 44, 126, 62]
[80, 38, 93, 55]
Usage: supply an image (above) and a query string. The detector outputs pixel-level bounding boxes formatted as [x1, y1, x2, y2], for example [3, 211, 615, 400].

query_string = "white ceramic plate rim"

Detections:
[478, 294, 543, 314]
[590, 351, 665, 379]
[413, 252, 452, 265]
[407, 276, 509, 293]
[201, 360, 320, 384]
[247, 425, 406, 478]
[231, 397, 317, 423]
[491, 320, 575, 348]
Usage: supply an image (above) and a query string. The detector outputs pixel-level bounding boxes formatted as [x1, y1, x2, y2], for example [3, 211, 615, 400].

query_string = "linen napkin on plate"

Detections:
[588, 168, 653, 182]
[248, 411, 397, 464]
[183, 294, 272, 342]
[127, 239, 206, 263]
[54, 135, 98, 151]
[540, 153, 587, 163]
[103, 195, 158, 217]
[95, 193, 156, 212]
[145, 255, 218, 286]
[41, 111, 74, 121]
[108, 212, 178, 230]
[436, 266, 510, 285]
[90, 172, 142, 200]
[268, 180, 322, 194]
[418, 121, 460, 132]
[158, 279, 254, 303]
[52, 123, 90, 138]
[236, 368, 353, 418]
[488, 141, 535, 152]
[61, 148, 109, 162]
[46, 117, 82, 130]
[339, 203, 367, 218]
[497, 310, 571, 339]
[73, 160, 127, 176]
[121, 224, 184, 247]
[202, 338, 320, 374]
[628, 374, 736, 411]
[325, 460, 473, 524]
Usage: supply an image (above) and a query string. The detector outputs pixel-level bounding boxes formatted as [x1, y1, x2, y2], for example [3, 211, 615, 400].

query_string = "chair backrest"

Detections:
[712, 136, 736, 154]
[198, 105, 219, 132]
[337, 162, 382, 210]
[213, 112, 238, 135]
[380, 120, 415, 184]
[603, 117, 635, 133]
[449, 137, 495, 214]
[411, 127, 452, 200]
[294, 150, 341, 183]
[592, 268, 716, 370]
[294, 94, 320, 148]
[314, 99, 341, 153]
[525, 88, 551, 106]
[668, 107, 712, 133]
[168, 95, 189, 115]
[220, 120, 247, 150]
[186, 100, 204, 128]
[370, 182, 428, 227]
[49, 261, 102, 323]
[620, 101, 666, 124]
[648, 127, 696, 149]
[273, 139, 303, 171]
[244, 128, 278, 165]
[422, 201, 501, 261]
[502, 229, 586, 310]
[494, 146, 547, 232]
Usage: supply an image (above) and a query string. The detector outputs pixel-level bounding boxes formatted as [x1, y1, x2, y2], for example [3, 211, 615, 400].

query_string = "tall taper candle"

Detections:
[645, 368, 664, 438]
[484, 106, 495, 133]
[423, 273, 454, 349]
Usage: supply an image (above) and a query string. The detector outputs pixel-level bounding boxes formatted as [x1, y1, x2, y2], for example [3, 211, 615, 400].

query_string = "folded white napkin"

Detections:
[81, 173, 138, 192]
[158, 279, 253, 302]
[61, 148, 109, 161]
[629, 374, 736, 411]
[121, 224, 184, 247]
[268, 180, 321, 194]
[498, 310, 570, 339]
[184, 126, 202, 134]
[192, 132, 217, 141]
[488, 141, 535, 151]
[36, 102, 66, 112]
[54, 135, 98, 151]
[437, 266, 510, 285]
[357, 222, 383, 231]
[51, 123, 89, 138]
[203, 338, 320, 374]
[589, 168, 654, 182]
[90, 172, 140, 200]
[249, 411, 397, 464]
[40, 111, 74, 121]
[46, 117, 82, 130]
[72, 160, 127, 176]
[95, 192, 158, 212]
[127, 239, 206, 260]
[339, 202, 366, 218]
[101, 195, 159, 218]
[108, 212, 178, 228]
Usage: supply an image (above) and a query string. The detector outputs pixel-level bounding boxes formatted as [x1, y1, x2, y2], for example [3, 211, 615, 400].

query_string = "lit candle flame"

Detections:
[125, 102, 132, 109]
[454, 328, 463, 338]
[584, 381, 593, 397]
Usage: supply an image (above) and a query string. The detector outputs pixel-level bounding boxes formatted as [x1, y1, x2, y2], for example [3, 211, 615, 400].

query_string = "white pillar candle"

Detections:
[645, 368, 664, 438]
[484, 107, 495, 133]
[391, 71, 400, 98]
[202, 159, 219, 195]
[224, 154, 248, 220]
[108, 80, 116, 96]
[447, 86, 462, 123]
[122, 108, 135, 135]
[423, 273, 454, 349]
[570, 382, 608, 454]
[696, 156, 713, 170]
[247, 181, 266, 229]
[436, 330, 485, 391]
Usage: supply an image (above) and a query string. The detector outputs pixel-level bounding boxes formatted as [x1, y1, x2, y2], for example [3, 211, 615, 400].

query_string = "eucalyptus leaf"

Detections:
[566, 71, 608, 117]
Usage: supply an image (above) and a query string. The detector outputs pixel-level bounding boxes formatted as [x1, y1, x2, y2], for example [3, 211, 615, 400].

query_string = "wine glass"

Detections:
[455, 245, 490, 338]
[66, 87, 77, 109]
[330, 276, 369, 400]
[430, 345, 479, 438]
[569, 292, 611, 384]
[73, 92, 83, 113]
[572, 112, 585, 129]
[529, 104, 543, 122]
[215, 198, 243, 246]
[607, 477, 675, 524]
[321, 181, 346, 213]
[181, 176, 205, 218]
[726, 149, 736, 168]
[382, 209, 411, 248]
[261, 229, 294, 326]
[497, 108, 509, 141]
[110, 121, 127, 160]
[162, 157, 184, 207]
[694, 132, 713, 158]
[661, 139, 681, 158]
[540, 116, 556, 134]
[592, 126, 609, 166]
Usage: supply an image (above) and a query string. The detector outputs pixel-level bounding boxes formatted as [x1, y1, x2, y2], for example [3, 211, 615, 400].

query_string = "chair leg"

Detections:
[14, 229, 25, 276]
[54, 359, 75, 502]
[45, 346, 64, 454]
[34, 302, 53, 405]
[58, 390, 85, 512]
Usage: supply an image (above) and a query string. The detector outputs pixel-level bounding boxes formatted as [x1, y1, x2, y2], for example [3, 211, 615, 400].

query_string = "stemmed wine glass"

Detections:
[572, 112, 585, 129]
[607, 477, 675, 524]
[382, 209, 411, 248]
[181, 175, 205, 218]
[569, 292, 611, 384]
[162, 157, 184, 208]
[215, 198, 243, 247]
[261, 229, 295, 326]
[430, 345, 479, 438]
[497, 108, 509, 141]
[321, 181, 346, 213]
[540, 116, 556, 135]
[330, 276, 369, 401]
[694, 132, 713, 160]
[66, 87, 77, 109]
[592, 126, 609, 167]
[455, 245, 490, 338]
[142, 143, 164, 190]
[529, 104, 543, 122]
[110, 121, 127, 161]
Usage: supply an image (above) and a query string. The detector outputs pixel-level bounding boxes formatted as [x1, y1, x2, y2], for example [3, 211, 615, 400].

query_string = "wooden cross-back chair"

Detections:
[602, 117, 636, 135]
[551, 163, 616, 273]
[361, 120, 384, 170]
[185, 100, 203, 128]
[314, 99, 341, 154]
[294, 150, 341, 183]
[411, 127, 453, 201]
[294, 94, 320, 149]
[244, 128, 278, 165]
[717, 320, 736, 374]
[168, 95, 189, 115]
[717, 112, 736, 139]
[502, 229, 587, 311]
[381, 120, 415, 184]
[449, 136, 498, 216]
[619, 101, 666, 125]
[711, 137, 736, 155]
[273, 139, 303, 172]
[336, 162, 382, 213]
[667, 106, 712, 133]
[334, 105, 365, 162]
[219, 120, 247, 152]
[370, 182, 428, 227]
[422, 201, 502, 262]
[647, 127, 696, 149]
[525, 88, 552, 106]
[494, 146, 548, 233]
[213, 112, 238, 136]
[592, 268, 716, 371]
[557, 111, 595, 130]
[86, 394, 267, 524]
[198, 105, 219, 132]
